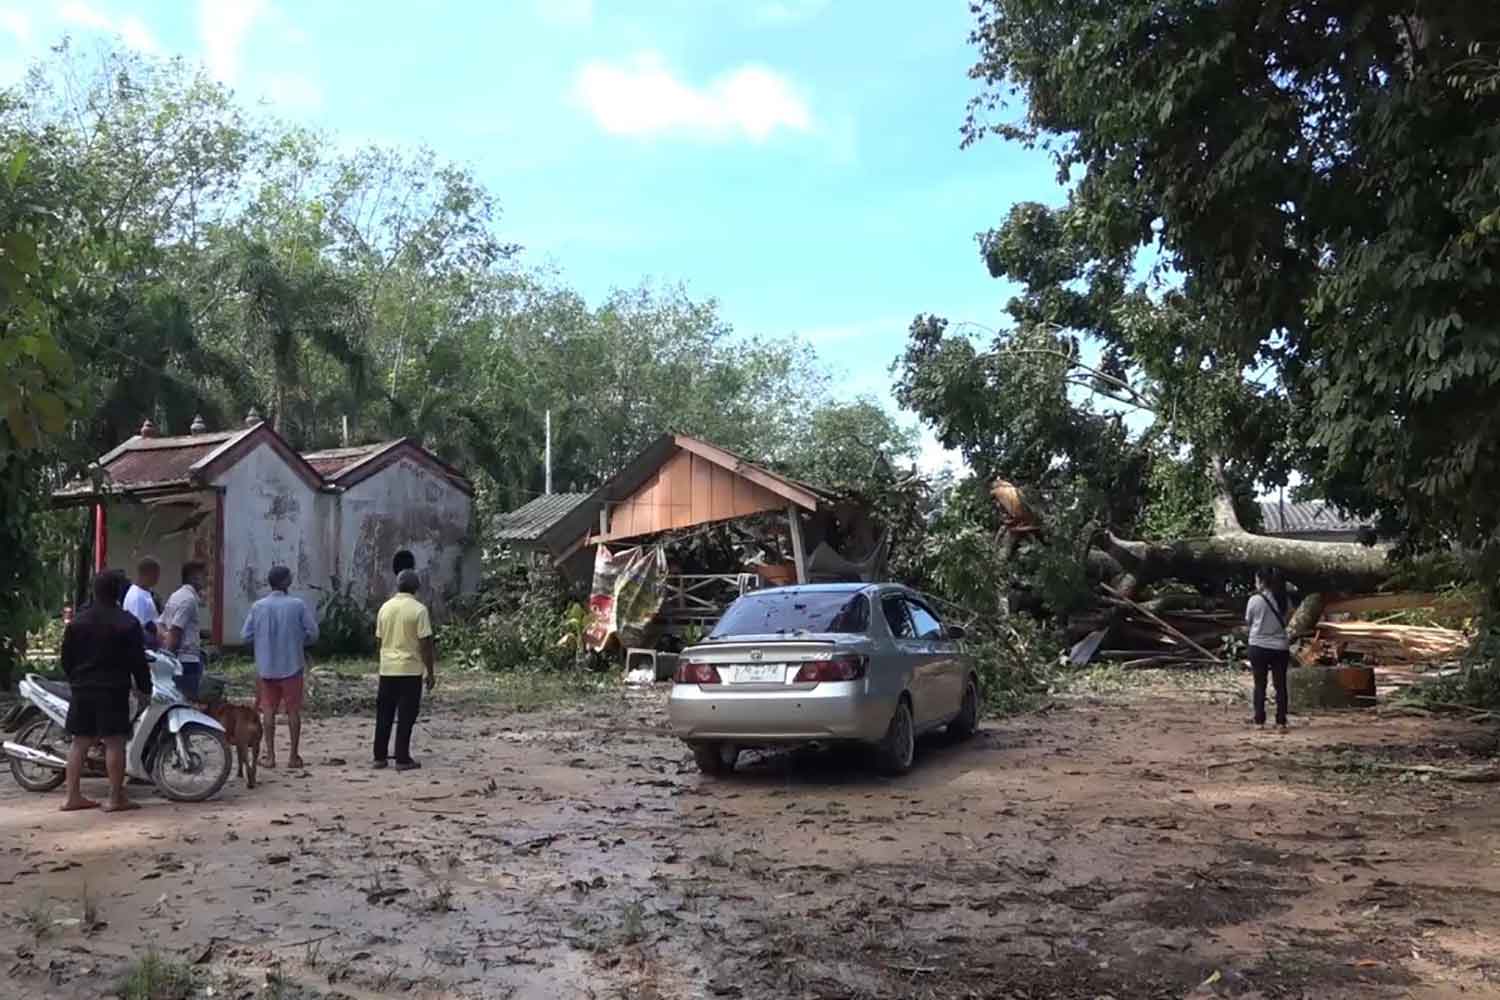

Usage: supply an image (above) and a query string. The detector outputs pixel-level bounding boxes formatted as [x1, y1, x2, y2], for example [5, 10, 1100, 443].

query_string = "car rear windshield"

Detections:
[710, 591, 869, 638]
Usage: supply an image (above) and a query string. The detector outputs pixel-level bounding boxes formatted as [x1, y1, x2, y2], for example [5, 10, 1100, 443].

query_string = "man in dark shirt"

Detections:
[60, 570, 151, 812]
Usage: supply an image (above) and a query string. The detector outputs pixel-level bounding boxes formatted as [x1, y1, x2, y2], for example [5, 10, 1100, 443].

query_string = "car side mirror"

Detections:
[944, 624, 966, 641]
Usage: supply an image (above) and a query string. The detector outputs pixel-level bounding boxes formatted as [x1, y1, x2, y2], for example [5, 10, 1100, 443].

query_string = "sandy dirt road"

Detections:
[2, 679, 1498, 999]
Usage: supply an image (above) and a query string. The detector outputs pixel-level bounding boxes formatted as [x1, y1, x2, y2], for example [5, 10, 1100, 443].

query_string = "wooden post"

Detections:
[212, 490, 226, 645]
[787, 505, 808, 584]
[93, 503, 108, 573]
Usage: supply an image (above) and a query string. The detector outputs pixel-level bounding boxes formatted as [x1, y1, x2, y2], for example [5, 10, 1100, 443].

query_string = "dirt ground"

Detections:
[3, 674, 1498, 1000]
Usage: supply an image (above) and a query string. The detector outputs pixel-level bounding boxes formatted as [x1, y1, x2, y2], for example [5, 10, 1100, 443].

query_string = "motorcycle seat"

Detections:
[37, 678, 72, 701]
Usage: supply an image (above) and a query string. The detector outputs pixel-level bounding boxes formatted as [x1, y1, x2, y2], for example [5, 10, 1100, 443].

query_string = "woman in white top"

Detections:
[1245, 566, 1291, 730]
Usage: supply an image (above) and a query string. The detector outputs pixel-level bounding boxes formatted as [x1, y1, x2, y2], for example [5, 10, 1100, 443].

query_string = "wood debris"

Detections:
[1303, 621, 1470, 666]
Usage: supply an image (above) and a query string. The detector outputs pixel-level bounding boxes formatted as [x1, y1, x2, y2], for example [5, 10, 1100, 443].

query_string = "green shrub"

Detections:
[313, 577, 375, 657]
[970, 614, 1061, 715]
[117, 950, 194, 1000]
[1407, 616, 1500, 710]
[439, 563, 576, 672]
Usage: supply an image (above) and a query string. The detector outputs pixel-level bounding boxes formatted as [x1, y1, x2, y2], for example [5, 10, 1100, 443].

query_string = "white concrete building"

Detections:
[55, 416, 478, 646]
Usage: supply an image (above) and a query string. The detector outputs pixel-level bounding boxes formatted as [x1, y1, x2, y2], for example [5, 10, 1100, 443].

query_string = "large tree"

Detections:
[959, 1, 1500, 565]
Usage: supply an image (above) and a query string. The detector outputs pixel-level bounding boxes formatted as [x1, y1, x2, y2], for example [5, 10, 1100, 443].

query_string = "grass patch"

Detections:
[18, 898, 53, 941]
[117, 950, 194, 1000]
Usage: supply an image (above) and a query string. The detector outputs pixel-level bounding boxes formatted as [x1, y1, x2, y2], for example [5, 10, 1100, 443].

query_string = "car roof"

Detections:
[745, 582, 917, 596]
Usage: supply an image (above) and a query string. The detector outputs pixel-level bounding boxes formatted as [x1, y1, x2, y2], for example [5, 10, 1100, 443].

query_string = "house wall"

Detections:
[337, 455, 475, 621]
[103, 498, 203, 602]
[209, 442, 329, 641]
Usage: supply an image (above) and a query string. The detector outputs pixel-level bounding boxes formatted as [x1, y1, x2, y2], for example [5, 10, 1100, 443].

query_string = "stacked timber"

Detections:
[1301, 621, 1469, 667]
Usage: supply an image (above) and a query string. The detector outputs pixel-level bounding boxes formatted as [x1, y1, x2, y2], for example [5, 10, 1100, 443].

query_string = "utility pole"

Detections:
[544, 409, 553, 495]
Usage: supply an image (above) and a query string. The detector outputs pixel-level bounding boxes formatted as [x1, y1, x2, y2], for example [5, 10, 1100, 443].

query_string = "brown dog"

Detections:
[207, 702, 264, 789]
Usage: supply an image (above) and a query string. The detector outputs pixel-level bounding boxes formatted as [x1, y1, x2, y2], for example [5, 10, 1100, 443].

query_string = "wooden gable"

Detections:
[597, 447, 790, 543]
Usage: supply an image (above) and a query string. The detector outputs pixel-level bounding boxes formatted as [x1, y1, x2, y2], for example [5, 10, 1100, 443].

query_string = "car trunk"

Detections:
[684, 636, 857, 685]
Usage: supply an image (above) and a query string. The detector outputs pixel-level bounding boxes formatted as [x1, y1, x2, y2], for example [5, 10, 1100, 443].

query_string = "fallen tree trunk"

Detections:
[1098, 530, 1393, 591]
[1093, 457, 1394, 592]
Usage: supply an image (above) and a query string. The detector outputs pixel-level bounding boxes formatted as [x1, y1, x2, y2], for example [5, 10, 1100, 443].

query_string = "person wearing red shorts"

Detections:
[240, 566, 320, 769]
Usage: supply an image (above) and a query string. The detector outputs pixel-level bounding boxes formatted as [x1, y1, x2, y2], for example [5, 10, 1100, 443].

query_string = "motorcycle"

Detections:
[2, 650, 231, 802]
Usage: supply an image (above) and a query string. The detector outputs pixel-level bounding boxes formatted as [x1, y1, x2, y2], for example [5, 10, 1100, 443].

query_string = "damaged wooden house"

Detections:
[53, 413, 479, 645]
[495, 433, 886, 659]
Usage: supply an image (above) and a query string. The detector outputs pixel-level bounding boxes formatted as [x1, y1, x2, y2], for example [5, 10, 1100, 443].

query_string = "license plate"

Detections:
[735, 663, 785, 684]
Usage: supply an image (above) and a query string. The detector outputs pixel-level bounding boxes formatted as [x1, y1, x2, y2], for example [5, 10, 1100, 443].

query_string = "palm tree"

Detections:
[234, 241, 370, 445]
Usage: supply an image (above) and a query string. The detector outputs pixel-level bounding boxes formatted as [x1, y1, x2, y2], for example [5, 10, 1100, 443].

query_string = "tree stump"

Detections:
[1289, 665, 1375, 711]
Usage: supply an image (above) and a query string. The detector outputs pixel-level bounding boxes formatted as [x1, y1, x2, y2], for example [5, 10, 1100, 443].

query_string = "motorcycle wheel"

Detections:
[9, 717, 67, 792]
[151, 723, 230, 802]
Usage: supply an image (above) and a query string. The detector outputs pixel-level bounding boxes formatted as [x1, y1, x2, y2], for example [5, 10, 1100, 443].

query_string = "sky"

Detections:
[0, 0, 1070, 471]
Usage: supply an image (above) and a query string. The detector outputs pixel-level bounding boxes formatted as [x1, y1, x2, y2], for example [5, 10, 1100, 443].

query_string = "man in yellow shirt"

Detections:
[373, 570, 436, 770]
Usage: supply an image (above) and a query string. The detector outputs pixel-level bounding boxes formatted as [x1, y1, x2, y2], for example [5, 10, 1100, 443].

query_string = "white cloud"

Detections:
[59, 3, 111, 32]
[0, 7, 35, 44]
[915, 427, 964, 478]
[756, 0, 830, 22]
[198, 0, 266, 83]
[59, 3, 160, 53]
[537, 0, 592, 26]
[117, 15, 158, 53]
[262, 71, 322, 112]
[575, 52, 812, 142]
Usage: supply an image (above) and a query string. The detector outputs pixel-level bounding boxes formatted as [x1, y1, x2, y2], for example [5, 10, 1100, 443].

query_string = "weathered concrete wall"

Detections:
[210, 442, 329, 640]
[104, 496, 211, 610]
[337, 456, 475, 621]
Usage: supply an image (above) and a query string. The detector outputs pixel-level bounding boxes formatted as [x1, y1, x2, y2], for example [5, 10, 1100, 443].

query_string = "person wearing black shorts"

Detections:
[60, 571, 151, 813]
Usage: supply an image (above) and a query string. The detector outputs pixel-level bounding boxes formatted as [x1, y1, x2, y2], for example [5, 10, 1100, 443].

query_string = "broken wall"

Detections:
[337, 455, 475, 621]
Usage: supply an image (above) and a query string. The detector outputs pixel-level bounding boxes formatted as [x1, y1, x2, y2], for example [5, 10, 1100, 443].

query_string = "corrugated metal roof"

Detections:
[1259, 500, 1372, 535]
[301, 443, 389, 478]
[495, 493, 594, 542]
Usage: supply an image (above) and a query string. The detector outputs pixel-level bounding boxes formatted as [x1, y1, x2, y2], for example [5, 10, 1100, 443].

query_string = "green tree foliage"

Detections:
[963, 1, 1500, 553]
[0, 140, 77, 682]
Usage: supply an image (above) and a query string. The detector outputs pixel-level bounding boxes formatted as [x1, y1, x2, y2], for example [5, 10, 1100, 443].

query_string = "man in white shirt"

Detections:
[161, 561, 207, 699]
[122, 556, 161, 647]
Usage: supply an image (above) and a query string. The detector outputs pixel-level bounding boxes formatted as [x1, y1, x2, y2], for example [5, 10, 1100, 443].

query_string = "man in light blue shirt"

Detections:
[240, 566, 319, 769]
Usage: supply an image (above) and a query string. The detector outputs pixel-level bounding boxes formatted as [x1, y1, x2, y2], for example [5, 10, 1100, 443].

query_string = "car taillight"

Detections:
[793, 655, 867, 683]
[675, 659, 722, 684]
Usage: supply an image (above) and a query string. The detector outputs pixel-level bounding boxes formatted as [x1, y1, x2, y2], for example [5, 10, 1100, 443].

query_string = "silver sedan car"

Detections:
[668, 583, 978, 776]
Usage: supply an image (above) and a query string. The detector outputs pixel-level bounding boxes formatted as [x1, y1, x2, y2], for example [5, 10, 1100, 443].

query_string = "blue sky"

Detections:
[0, 0, 1069, 470]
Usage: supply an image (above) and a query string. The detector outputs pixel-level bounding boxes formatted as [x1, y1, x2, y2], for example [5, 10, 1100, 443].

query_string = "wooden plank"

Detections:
[708, 462, 732, 521]
[787, 505, 808, 584]
[669, 451, 693, 529]
[690, 454, 711, 525]
[673, 435, 821, 511]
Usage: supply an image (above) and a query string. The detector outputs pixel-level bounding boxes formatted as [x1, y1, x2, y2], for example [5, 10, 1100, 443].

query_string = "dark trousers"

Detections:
[1250, 646, 1290, 726]
[374, 676, 423, 763]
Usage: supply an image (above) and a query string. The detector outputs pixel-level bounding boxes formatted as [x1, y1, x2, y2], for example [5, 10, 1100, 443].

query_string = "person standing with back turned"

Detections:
[60, 571, 151, 812]
[373, 570, 436, 771]
[241, 565, 319, 769]
[1246, 566, 1292, 731]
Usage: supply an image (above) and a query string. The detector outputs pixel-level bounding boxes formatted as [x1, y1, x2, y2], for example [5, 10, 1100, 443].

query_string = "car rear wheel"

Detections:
[690, 741, 738, 776]
[875, 698, 915, 775]
[949, 676, 980, 740]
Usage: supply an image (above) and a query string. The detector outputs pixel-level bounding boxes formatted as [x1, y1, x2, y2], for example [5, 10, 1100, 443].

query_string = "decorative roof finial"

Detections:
[139, 418, 158, 439]
[189, 414, 208, 435]
[245, 406, 263, 428]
